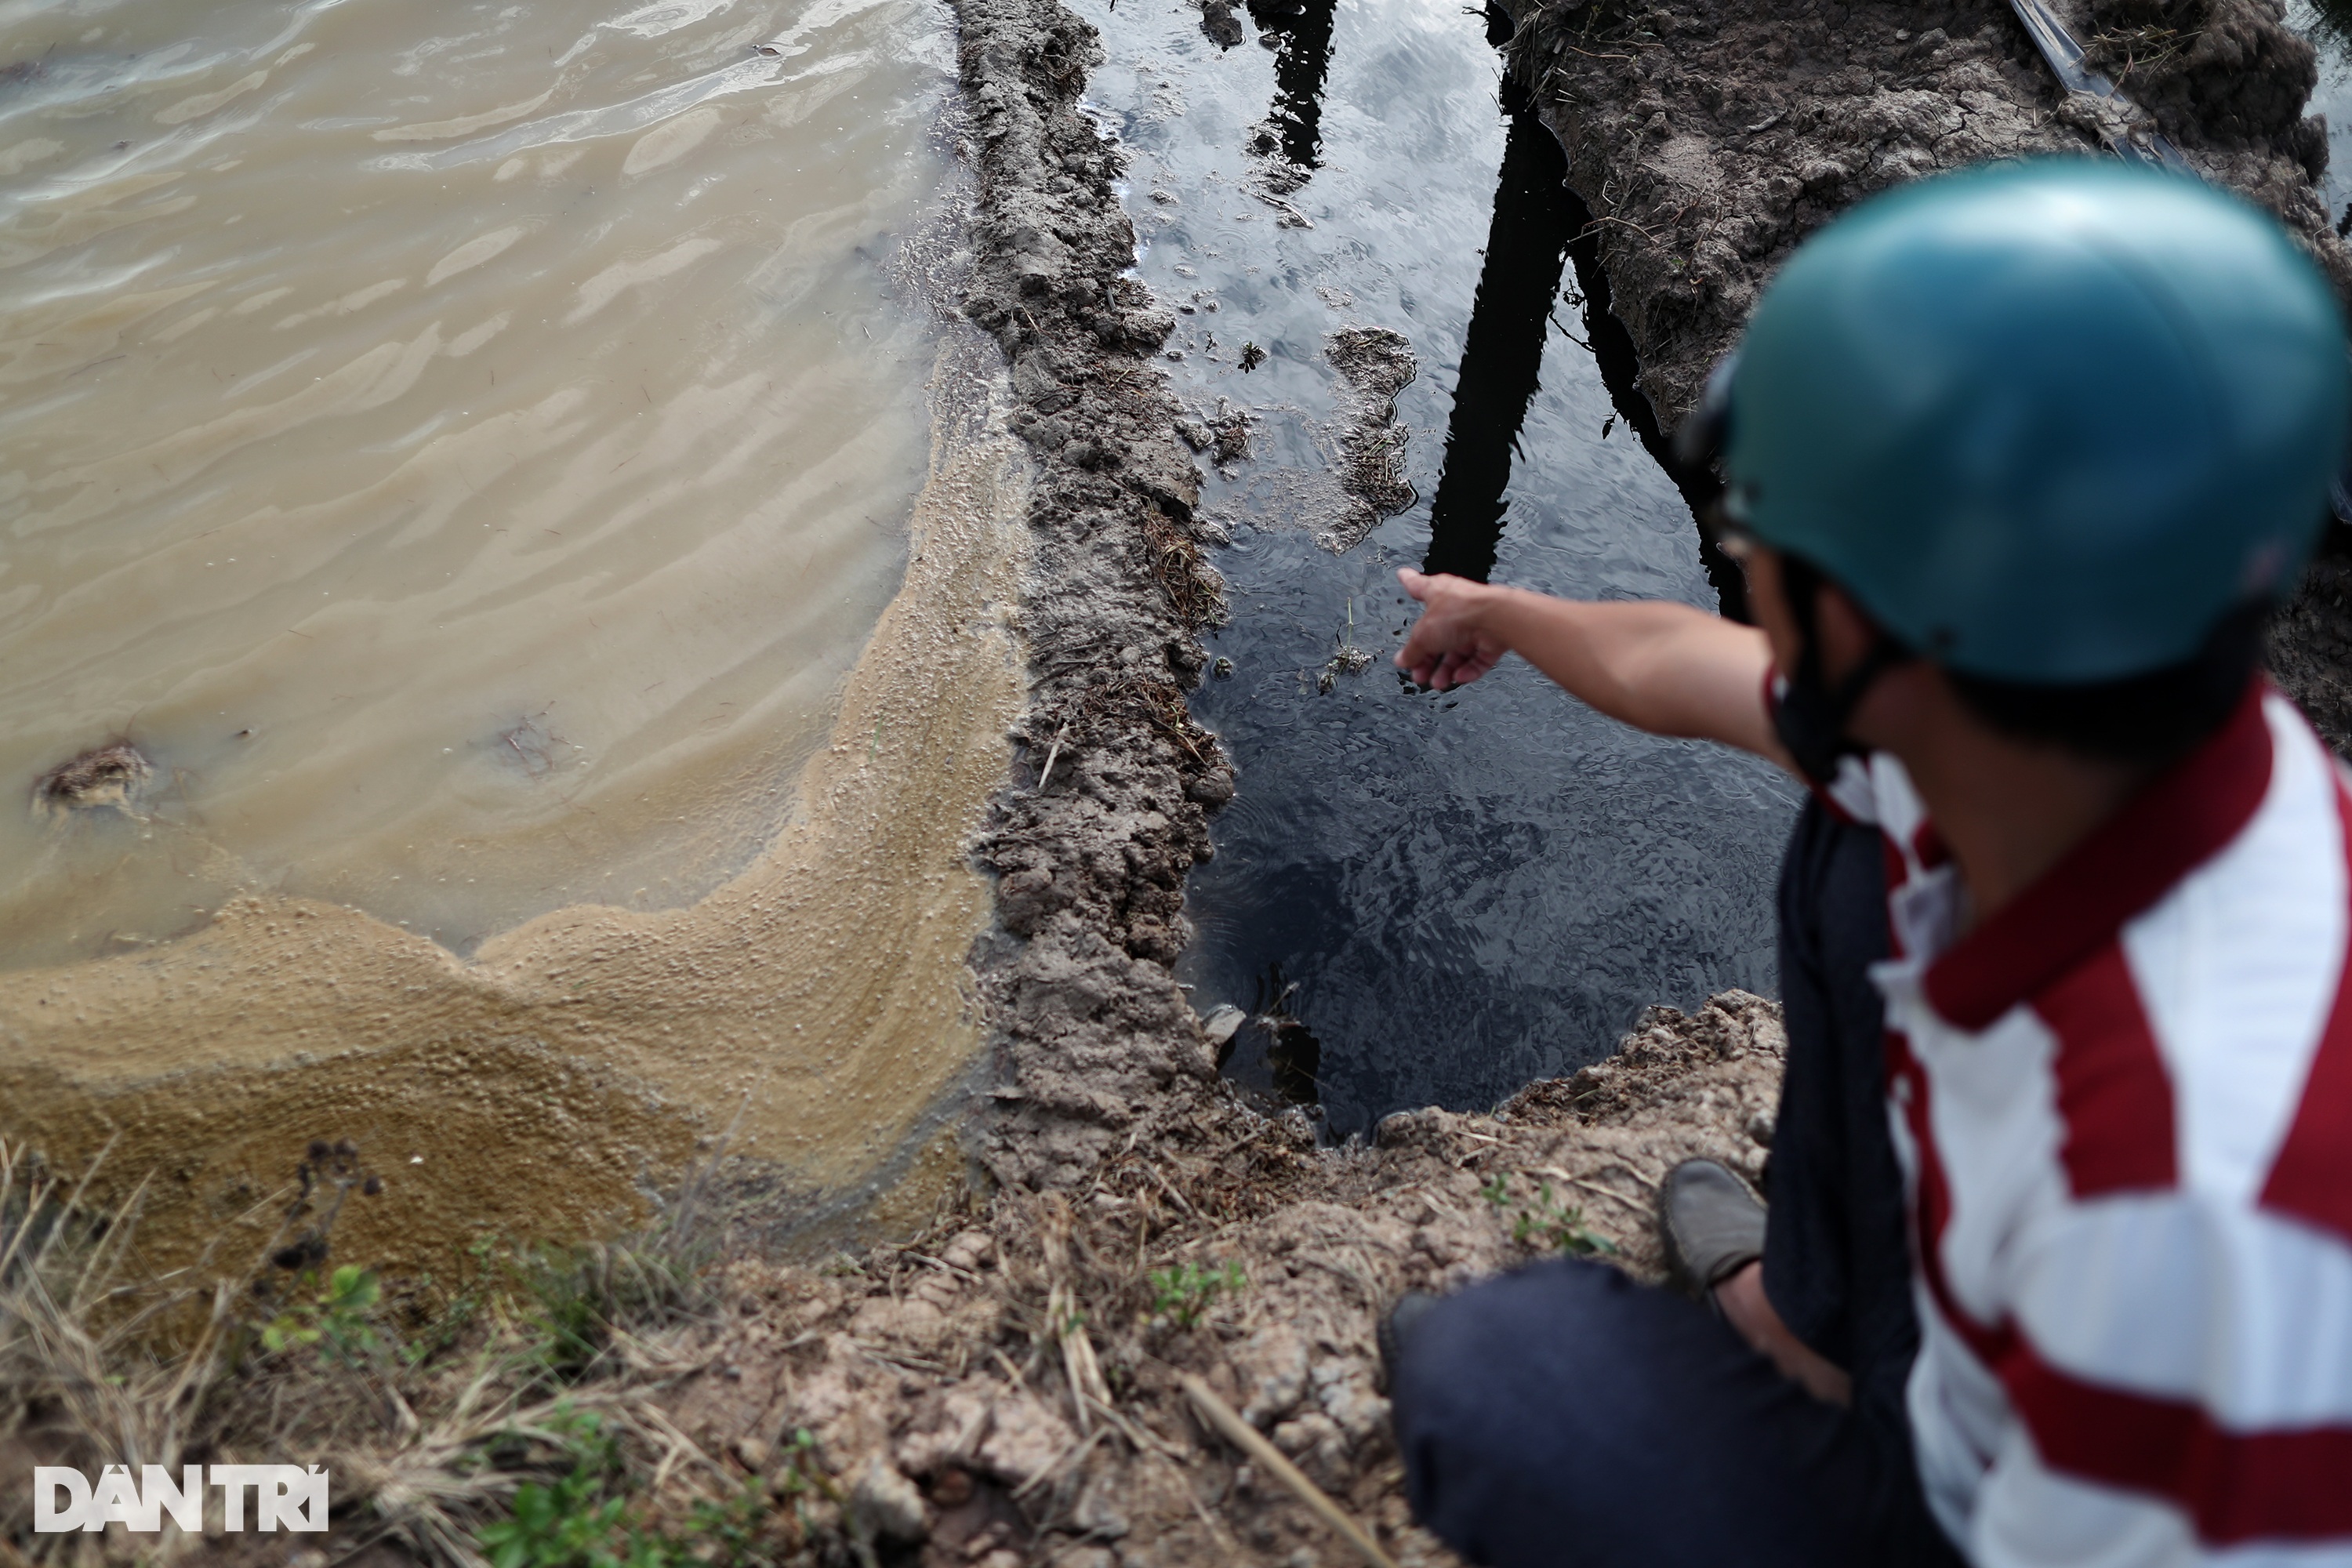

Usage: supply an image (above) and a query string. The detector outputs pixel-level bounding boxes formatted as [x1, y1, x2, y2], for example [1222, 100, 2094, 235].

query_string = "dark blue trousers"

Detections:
[1390, 800, 1965, 1567]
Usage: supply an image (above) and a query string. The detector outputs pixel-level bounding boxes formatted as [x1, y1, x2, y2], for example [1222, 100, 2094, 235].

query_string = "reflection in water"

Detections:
[0, 0, 955, 967]
[2290, 0, 2352, 234]
[2307, 0, 2352, 44]
[1244, 0, 1338, 172]
[1417, 53, 1744, 612]
[1558, 188, 1750, 622]
[1423, 93, 1578, 584]
[1085, 0, 1800, 1135]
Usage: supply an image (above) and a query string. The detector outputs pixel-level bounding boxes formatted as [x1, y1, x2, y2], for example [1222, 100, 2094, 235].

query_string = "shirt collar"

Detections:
[1921, 680, 2274, 1033]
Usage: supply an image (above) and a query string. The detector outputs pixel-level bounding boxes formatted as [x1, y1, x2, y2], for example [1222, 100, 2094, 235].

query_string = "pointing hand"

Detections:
[1395, 568, 1508, 691]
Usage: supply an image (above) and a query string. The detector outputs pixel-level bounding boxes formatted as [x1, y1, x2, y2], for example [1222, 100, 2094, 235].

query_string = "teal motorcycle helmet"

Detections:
[1704, 157, 2349, 686]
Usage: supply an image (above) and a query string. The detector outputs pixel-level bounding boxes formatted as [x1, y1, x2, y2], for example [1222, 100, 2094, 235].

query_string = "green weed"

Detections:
[397, 1236, 502, 1367]
[767, 1426, 832, 1504]
[260, 1263, 384, 1366]
[1482, 1174, 1620, 1259]
[477, 1409, 775, 1568]
[1149, 1258, 1247, 1328]
[511, 1241, 697, 1380]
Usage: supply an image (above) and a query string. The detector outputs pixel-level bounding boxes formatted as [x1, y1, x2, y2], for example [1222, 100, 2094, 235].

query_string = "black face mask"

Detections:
[1770, 555, 1912, 789]
[1674, 357, 1911, 786]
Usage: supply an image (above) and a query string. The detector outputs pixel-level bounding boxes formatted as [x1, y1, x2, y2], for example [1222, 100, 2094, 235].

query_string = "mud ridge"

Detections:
[946, 0, 1242, 1190]
[1491, 0, 2352, 739]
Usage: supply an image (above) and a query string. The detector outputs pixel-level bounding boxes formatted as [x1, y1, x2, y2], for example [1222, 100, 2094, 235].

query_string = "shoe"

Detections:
[1659, 1159, 1766, 1299]
[1376, 1290, 1439, 1392]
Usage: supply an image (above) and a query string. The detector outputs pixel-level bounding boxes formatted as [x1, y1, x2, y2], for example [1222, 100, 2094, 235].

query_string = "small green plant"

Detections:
[476, 1410, 775, 1568]
[1149, 1259, 1247, 1328]
[518, 1252, 612, 1380]
[513, 1242, 695, 1380]
[478, 1452, 632, 1568]
[401, 1236, 501, 1367]
[1482, 1174, 1621, 1258]
[260, 1264, 383, 1366]
[676, 1485, 768, 1566]
[768, 1427, 832, 1504]
[763, 1425, 844, 1547]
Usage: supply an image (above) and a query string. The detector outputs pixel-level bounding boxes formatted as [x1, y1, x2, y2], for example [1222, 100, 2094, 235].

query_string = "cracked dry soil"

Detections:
[1490, 0, 2352, 740]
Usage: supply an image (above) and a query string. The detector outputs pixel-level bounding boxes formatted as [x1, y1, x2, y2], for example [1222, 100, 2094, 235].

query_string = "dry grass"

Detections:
[1136, 501, 1227, 631]
[1029, 663, 1225, 780]
[0, 1136, 768, 1568]
[0, 1136, 267, 1558]
[2085, 22, 2197, 79]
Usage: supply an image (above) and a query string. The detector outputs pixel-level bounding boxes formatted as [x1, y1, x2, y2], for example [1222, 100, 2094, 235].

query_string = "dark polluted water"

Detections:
[1080, 0, 1802, 1135]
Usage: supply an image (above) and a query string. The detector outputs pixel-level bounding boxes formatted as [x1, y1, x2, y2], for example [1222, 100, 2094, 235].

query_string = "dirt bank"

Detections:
[646, 993, 1784, 1568]
[1489, 0, 2352, 739]
[944, 0, 1242, 1190]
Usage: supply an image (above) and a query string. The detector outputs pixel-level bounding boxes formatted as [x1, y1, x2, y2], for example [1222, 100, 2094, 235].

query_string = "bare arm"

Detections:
[1393, 568, 1790, 767]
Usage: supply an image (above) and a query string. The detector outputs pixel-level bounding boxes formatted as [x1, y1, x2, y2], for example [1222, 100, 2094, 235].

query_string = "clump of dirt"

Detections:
[1201, 0, 1250, 50]
[1317, 641, 1375, 695]
[1492, 0, 2352, 742]
[2267, 543, 2352, 751]
[31, 742, 150, 818]
[1176, 404, 1254, 470]
[1318, 328, 1420, 553]
[946, 0, 1243, 1190]
[2078, 0, 2324, 154]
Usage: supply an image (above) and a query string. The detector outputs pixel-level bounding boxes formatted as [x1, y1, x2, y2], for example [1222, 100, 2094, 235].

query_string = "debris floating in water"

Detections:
[32, 743, 151, 820]
[1318, 326, 1420, 552]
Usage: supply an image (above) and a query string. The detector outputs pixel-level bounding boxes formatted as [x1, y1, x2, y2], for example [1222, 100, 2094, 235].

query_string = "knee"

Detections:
[1388, 1262, 1635, 1561]
[1389, 1259, 1626, 1443]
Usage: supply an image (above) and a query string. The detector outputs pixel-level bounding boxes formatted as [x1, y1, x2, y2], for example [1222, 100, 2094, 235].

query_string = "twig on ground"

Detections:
[1035, 720, 1072, 793]
[1180, 1374, 1400, 1568]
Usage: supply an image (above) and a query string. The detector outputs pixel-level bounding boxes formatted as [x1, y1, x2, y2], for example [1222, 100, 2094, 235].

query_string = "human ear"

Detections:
[1811, 579, 1885, 684]
[1739, 543, 1806, 677]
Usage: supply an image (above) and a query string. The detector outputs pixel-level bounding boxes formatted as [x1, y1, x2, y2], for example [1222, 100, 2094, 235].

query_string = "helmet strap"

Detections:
[1770, 556, 1911, 787]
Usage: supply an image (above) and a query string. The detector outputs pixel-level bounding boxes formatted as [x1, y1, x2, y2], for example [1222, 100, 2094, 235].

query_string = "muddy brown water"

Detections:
[0, 0, 954, 962]
[0, 0, 1028, 1269]
[1079, 0, 1802, 1135]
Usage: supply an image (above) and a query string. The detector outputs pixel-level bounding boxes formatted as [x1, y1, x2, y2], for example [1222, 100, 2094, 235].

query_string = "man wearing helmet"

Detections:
[1383, 159, 2352, 1566]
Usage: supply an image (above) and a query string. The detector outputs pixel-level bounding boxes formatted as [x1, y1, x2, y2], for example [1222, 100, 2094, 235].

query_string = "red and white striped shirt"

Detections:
[1821, 684, 2352, 1566]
